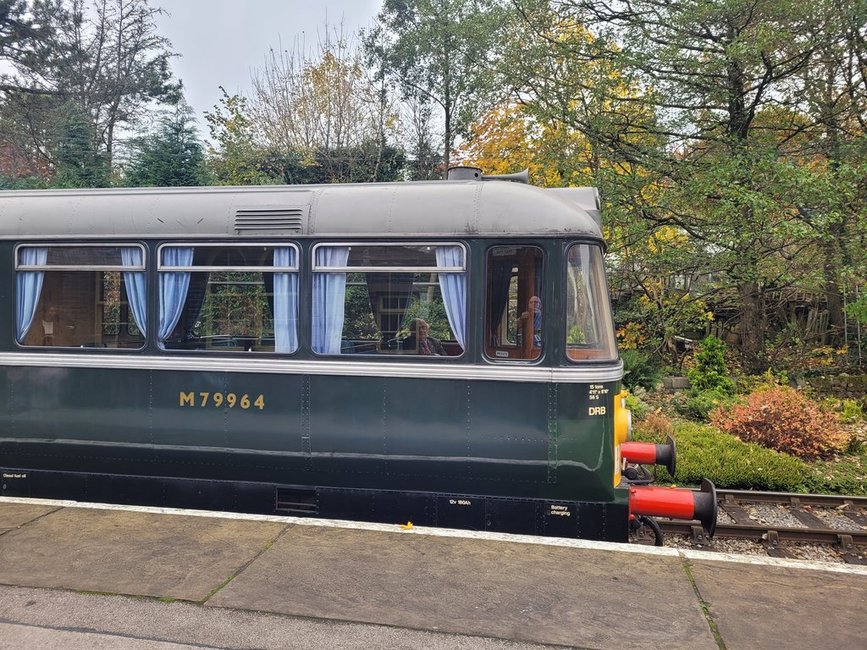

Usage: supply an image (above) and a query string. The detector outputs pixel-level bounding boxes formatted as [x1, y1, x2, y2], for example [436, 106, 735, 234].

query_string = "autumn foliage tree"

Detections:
[496, 0, 867, 370]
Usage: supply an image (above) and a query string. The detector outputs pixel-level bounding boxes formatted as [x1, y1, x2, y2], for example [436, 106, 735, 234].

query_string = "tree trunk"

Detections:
[738, 280, 766, 372]
[822, 237, 846, 345]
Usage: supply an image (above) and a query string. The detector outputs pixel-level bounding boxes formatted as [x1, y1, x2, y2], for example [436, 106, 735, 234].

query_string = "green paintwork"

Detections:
[0, 236, 624, 506]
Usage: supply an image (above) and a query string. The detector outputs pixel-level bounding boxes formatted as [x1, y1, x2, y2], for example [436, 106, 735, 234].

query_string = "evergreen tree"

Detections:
[125, 103, 209, 187]
[53, 102, 108, 187]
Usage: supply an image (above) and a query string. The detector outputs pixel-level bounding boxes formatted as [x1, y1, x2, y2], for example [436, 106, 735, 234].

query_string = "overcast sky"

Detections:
[154, 1, 381, 125]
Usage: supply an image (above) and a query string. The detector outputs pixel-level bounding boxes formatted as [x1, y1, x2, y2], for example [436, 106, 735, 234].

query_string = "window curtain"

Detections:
[159, 247, 194, 342]
[436, 246, 466, 349]
[121, 247, 147, 336]
[273, 247, 298, 353]
[489, 258, 512, 347]
[312, 246, 349, 354]
[16, 247, 48, 342]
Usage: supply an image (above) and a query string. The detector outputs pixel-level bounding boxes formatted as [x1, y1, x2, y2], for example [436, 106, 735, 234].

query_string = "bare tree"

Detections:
[250, 23, 396, 163]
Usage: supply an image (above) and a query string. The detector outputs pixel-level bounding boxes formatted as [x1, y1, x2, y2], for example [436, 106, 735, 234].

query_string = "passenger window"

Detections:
[312, 243, 466, 357]
[158, 244, 299, 353]
[565, 244, 617, 361]
[15, 244, 146, 349]
[485, 246, 544, 361]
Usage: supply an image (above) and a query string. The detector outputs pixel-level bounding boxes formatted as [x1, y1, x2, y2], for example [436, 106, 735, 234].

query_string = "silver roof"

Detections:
[0, 180, 603, 240]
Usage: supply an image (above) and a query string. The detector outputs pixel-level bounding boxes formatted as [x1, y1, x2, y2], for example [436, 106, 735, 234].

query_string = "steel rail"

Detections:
[715, 489, 867, 508]
[648, 489, 867, 556]
[657, 520, 867, 545]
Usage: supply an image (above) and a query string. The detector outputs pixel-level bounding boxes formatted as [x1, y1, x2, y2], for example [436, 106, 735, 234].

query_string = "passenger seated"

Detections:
[402, 318, 445, 356]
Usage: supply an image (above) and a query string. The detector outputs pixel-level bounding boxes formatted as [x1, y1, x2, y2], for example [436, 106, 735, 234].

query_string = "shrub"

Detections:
[674, 388, 733, 422]
[710, 386, 846, 460]
[624, 389, 651, 420]
[621, 349, 662, 391]
[633, 422, 809, 491]
[820, 398, 865, 424]
[687, 336, 734, 394]
[804, 446, 867, 496]
[840, 399, 864, 423]
[634, 410, 673, 438]
[734, 369, 789, 395]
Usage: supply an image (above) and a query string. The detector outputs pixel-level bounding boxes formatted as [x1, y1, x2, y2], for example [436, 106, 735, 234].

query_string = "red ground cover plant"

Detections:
[710, 386, 845, 460]
[635, 410, 674, 439]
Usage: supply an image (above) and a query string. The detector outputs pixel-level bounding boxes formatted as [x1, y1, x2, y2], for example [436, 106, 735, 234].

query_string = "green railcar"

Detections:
[0, 168, 705, 542]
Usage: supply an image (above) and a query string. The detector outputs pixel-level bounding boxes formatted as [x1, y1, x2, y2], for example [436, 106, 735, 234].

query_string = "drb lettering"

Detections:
[588, 406, 607, 416]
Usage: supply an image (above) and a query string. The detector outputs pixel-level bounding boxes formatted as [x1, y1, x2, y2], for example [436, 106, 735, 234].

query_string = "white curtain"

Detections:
[273, 247, 299, 353]
[159, 247, 194, 341]
[435, 246, 466, 350]
[121, 247, 147, 336]
[312, 247, 350, 354]
[16, 247, 48, 341]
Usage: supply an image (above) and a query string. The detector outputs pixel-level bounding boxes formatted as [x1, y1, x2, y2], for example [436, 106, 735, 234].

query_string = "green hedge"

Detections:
[633, 421, 809, 491]
[803, 450, 867, 496]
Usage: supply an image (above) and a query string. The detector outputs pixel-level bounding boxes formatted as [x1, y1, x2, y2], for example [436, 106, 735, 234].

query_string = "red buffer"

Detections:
[621, 434, 676, 476]
[628, 478, 718, 537]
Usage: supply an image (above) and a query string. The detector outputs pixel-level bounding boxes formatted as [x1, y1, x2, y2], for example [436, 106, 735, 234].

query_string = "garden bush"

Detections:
[633, 422, 808, 491]
[624, 389, 651, 420]
[710, 386, 845, 460]
[673, 388, 733, 422]
[687, 336, 734, 394]
[621, 349, 662, 391]
[734, 369, 789, 395]
[633, 409, 674, 438]
[839, 399, 865, 423]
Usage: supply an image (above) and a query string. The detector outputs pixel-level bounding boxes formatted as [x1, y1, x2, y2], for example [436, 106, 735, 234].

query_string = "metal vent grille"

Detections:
[234, 207, 305, 234]
[275, 487, 318, 515]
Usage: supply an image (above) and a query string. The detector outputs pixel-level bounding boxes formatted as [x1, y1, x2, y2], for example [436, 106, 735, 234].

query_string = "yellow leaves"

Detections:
[400, 521, 414, 530]
[455, 102, 594, 187]
[616, 322, 648, 350]
[647, 226, 688, 253]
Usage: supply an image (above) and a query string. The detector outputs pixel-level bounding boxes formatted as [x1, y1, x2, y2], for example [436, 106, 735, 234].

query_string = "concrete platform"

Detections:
[1, 498, 865, 649]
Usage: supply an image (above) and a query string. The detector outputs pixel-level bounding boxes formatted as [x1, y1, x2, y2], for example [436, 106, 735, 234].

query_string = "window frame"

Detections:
[483, 243, 546, 365]
[563, 241, 618, 364]
[156, 242, 301, 355]
[311, 241, 468, 359]
[157, 242, 300, 272]
[311, 241, 467, 273]
[14, 242, 148, 351]
[15, 242, 147, 271]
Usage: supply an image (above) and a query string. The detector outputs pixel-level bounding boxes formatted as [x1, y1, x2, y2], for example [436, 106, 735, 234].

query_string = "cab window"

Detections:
[485, 245, 544, 361]
[565, 243, 617, 361]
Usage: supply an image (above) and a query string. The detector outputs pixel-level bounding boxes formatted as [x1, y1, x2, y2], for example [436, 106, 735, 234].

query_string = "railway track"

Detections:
[643, 489, 867, 565]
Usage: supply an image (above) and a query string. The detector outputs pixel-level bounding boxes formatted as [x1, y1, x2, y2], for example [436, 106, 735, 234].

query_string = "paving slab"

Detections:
[207, 525, 716, 649]
[0, 623, 196, 649]
[0, 502, 58, 533]
[0, 507, 287, 601]
[690, 559, 867, 650]
[0, 584, 554, 650]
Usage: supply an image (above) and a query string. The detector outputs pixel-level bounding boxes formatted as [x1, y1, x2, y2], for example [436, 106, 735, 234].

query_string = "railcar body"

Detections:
[0, 171, 713, 542]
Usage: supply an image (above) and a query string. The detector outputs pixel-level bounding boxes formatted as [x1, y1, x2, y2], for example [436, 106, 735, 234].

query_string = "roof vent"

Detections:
[234, 207, 306, 234]
[447, 166, 483, 180]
